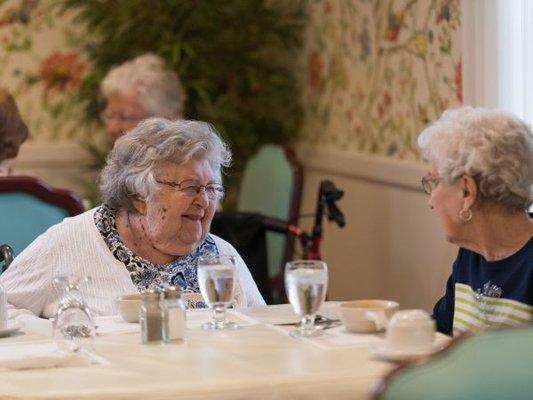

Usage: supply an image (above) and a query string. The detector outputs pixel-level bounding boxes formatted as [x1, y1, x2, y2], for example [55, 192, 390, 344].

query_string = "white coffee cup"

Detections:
[116, 293, 141, 323]
[338, 300, 399, 333]
[385, 309, 435, 352]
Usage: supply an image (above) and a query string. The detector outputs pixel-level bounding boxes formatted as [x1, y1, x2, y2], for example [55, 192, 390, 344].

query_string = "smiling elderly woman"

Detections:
[0, 118, 265, 318]
[419, 107, 533, 336]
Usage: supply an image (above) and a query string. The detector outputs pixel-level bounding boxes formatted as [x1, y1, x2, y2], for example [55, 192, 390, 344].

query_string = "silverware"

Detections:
[274, 315, 341, 328]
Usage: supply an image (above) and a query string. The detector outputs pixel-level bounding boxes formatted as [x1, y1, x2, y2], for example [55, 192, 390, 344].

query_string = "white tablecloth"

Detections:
[0, 303, 396, 400]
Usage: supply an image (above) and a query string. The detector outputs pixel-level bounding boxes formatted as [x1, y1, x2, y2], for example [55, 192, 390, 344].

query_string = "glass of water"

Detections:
[285, 260, 328, 338]
[52, 276, 96, 350]
[198, 255, 238, 330]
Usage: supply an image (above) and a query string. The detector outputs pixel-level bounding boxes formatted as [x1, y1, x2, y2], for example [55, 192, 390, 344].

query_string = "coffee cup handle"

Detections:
[364, 311, 388, 331]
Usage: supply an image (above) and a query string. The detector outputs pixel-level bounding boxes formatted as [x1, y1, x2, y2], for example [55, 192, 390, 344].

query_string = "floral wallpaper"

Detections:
[302, 0, 462, 160]
[0, 0, 461, 160]
[0, 1, 90, 142]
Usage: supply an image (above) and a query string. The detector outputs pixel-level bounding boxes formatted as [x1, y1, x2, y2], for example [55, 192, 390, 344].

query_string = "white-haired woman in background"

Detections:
[100, 54, 186, 141]
[0, 118, 265, 318]
[419, 107, 533, 336]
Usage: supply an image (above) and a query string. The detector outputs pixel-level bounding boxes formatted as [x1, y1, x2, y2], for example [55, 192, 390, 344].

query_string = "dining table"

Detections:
[0, 302, 424, 400]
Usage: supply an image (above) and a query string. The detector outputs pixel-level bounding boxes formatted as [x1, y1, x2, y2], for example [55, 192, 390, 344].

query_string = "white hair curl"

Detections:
[99, 118, 231, 211]
[418, 106, 533, 211]
[101, 54, 186, 118]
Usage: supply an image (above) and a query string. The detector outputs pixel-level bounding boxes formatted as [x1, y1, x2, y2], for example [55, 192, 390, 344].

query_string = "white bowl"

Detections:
[338, 299, 399, 333]
[116, 293, 141, 323]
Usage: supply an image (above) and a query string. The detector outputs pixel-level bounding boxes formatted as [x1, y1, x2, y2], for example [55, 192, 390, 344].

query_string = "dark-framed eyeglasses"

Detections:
[155, 179, 224, 200]
[421, 174, 443, 195]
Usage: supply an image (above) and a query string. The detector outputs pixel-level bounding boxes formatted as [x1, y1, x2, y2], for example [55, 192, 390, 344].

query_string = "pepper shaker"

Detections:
[140, 289, 163, 344]
[162, 286, 186, 343]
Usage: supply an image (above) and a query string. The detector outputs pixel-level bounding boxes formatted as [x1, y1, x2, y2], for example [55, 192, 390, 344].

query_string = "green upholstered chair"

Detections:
[236, 145, 303, 301]
[0, 176, 84, 264]
[376, 327, 533, 400]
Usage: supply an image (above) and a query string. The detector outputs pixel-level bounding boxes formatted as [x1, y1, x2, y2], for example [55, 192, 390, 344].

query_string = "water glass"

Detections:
[285, 260, 328, 338]
[52, 276, 96, 350]
[198, 255, 238, 330]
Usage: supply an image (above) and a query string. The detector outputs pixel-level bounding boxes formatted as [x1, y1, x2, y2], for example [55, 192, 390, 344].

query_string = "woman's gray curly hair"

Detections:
[101, 53, 186, 118]
[418, 106, 533, 211]
[99, 118, 231, 211]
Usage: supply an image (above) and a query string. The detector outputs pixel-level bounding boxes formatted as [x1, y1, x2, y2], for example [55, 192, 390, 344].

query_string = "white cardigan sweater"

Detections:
[0, 208, 265, 318]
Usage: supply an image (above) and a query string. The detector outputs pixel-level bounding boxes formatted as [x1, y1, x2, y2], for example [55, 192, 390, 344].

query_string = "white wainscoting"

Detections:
[13, 141, 95, 197]
[295, 144, 457, 311]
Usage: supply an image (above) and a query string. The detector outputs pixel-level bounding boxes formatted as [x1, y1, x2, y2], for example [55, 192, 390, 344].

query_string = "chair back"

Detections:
[375, 327, 533, 400]
[0, 244, 13, 274]
[211, 212, 273, 304]
[236, 145, 303, 301]
[0, 176, 84, 256]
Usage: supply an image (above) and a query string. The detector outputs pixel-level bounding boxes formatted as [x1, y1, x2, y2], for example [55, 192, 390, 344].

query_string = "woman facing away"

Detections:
[0, 118, 265, 319]
[419, 106, 533, 336]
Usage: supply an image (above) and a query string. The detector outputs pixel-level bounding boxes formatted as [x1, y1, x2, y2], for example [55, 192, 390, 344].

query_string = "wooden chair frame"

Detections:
[0, 175, 84, 217]
[270, 147, 304, 303]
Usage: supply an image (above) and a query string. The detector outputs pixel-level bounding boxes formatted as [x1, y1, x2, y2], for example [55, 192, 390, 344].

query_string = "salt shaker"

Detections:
[140, 289, 163, 344]
[162, 286, 186, 343]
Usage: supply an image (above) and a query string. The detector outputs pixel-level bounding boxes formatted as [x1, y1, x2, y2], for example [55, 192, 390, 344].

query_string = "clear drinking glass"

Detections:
[197, 255, 238, 330]
[285, 260, 328, 338]
[52, 276, 96, 349]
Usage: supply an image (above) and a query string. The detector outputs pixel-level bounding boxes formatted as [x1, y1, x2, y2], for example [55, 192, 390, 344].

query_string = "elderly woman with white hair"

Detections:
[419, 107, 533, 336]
[0, 118, 265, 318]
[100, 54, 186, 141]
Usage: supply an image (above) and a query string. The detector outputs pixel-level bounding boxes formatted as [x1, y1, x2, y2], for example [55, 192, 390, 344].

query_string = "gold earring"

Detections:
[459, 209, 472, 222]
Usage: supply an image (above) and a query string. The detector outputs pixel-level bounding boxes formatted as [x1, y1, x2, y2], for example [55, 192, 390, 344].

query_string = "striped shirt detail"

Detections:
[453, 283, 533, 335]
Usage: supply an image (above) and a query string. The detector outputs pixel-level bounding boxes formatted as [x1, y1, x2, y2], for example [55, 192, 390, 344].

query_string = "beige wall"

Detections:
[13, 142, 92, 196]
[297, 0, 462, 310]
[296, 145, 457, 311]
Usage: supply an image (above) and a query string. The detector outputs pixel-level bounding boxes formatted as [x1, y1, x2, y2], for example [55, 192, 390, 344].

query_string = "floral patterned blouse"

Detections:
[93, 204, 218, 308]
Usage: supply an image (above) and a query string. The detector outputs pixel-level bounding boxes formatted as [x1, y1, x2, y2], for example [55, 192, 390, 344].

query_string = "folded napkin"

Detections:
[309, 326, 386, 349]
[186, 309, 260, 329]
[96, 310, 258, 334]
[94, 315, 139, 335]
[0, 341, 106, 371]
[267, 323, 386, 350]
[9, 313, 52, 337]
[241, 303, 341, 326]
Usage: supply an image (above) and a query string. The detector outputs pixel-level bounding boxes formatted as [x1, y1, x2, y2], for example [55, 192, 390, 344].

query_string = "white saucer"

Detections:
[0, 321, 22, 338]
[371, 340, 447, 362]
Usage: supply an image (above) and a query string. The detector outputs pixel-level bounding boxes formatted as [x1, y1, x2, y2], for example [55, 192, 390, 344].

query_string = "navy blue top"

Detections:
[433, 229, 533, 335]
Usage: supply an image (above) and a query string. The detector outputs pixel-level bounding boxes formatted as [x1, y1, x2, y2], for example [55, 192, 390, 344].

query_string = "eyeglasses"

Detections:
[421, 174, 443, 195]
[100, 111, 145, 123]
[155, 179, 224, 200]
